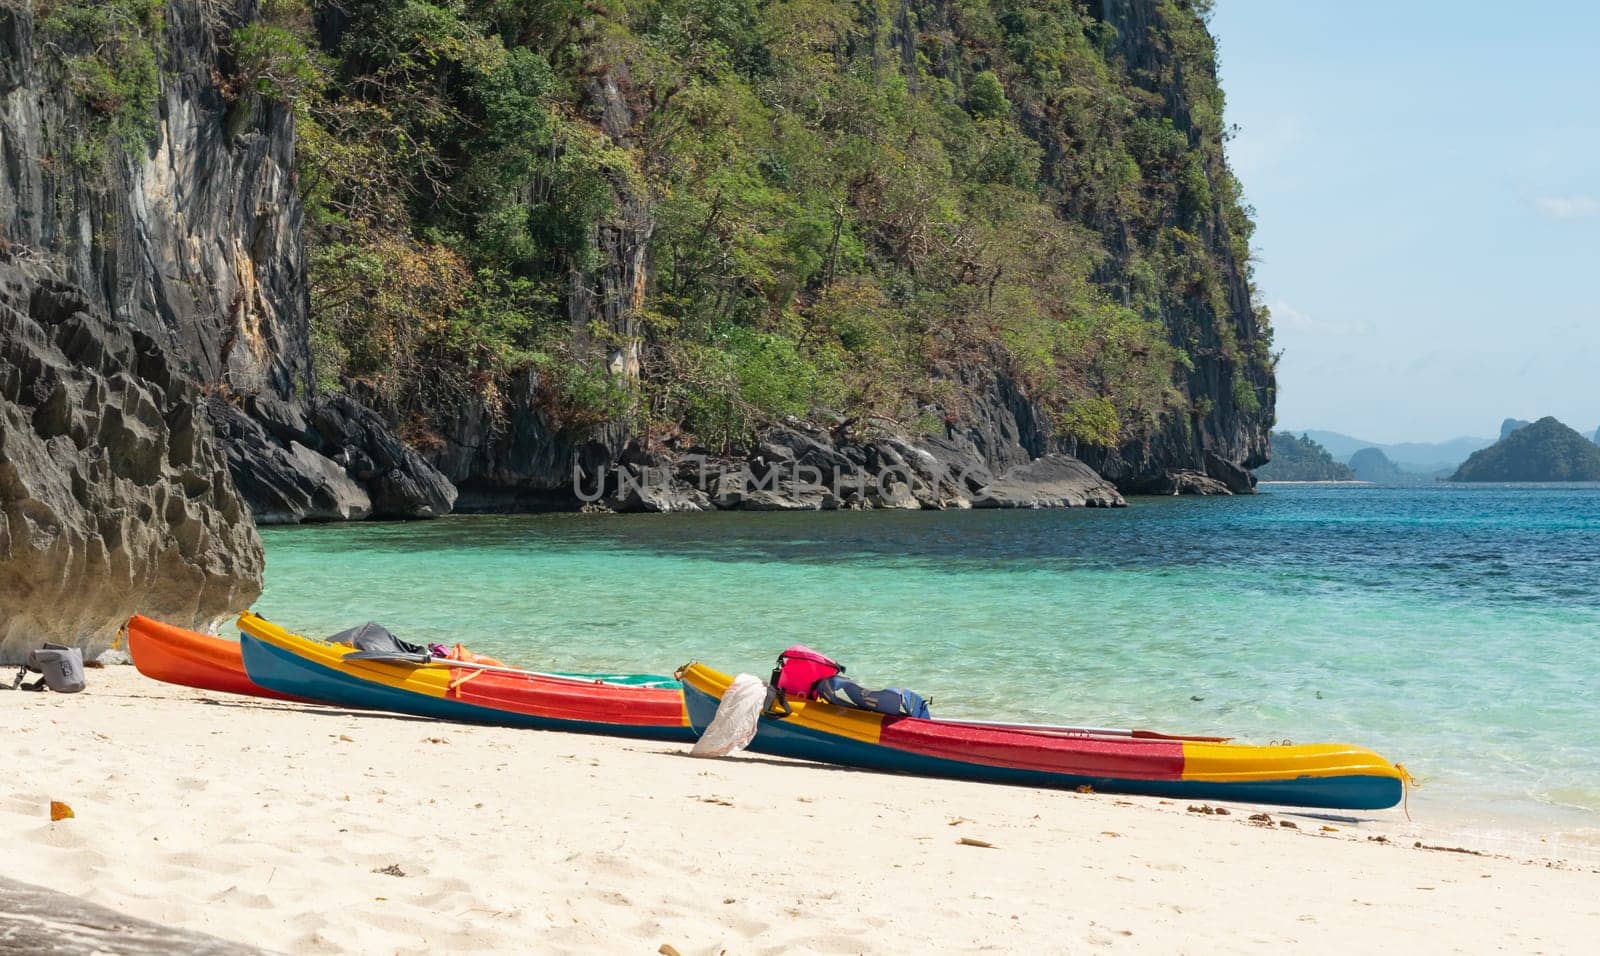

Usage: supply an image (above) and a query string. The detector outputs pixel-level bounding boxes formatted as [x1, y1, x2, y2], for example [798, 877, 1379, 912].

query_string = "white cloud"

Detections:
[1533, 195, 1600, 220]
[1268, 301, 1372, 337]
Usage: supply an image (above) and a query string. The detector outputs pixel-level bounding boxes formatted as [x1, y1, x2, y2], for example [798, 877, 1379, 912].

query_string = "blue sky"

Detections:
[1209, 1, 1599, 442]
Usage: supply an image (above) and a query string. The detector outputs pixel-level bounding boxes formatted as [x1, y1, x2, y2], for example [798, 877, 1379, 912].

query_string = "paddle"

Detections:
[338, 651, 677, 688]
[930, 716, 1232, 744]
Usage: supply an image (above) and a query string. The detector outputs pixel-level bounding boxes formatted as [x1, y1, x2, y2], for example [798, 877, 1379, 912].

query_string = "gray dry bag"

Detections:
[24, 644, 87, 693]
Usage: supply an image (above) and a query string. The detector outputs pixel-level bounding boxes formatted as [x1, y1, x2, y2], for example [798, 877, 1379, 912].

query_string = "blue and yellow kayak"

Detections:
[238, 613, 695, 742]
[678, 663, 1404, 810]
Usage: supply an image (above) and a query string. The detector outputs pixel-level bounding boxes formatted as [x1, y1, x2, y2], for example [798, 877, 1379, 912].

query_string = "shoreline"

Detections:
[9, 669, 1599, 952]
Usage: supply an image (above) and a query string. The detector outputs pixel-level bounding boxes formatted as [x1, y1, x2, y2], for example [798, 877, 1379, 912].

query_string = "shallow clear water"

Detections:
[256, 483, 1600, 828]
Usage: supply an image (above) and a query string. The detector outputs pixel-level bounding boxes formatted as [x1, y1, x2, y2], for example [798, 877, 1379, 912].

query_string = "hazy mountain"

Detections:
[1450, 418, 1600, 482]
[1298, 431, 1494, 473]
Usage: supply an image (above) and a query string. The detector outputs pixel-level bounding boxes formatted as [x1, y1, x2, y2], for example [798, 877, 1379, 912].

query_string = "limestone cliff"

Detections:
[2, 0, 1273, 528]
[0, 0, 307, 396]
[329, 0, 1272, 504]
[0, 0, 453, 525]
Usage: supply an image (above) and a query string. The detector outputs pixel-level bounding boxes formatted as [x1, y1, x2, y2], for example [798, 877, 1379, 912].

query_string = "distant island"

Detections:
[1254, 433, 1356, 481]
[1450, 417, 1600, 482]
[1260, 417, 1600, 485]
[1349, 448, 1406, 483]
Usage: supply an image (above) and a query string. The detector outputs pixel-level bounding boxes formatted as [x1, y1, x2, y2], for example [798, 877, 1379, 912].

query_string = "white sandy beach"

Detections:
[5, 668, 1599, 954]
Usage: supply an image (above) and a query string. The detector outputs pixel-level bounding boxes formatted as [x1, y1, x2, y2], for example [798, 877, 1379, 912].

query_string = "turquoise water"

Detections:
[256, 484, 1600, 827]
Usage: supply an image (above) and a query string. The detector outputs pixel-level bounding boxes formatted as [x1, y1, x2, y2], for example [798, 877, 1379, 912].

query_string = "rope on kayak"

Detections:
[448, 668, 485, 693]
[1395, 763, 1418, 821]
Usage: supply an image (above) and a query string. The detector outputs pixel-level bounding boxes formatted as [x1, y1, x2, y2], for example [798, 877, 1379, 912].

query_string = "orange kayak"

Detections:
[126, 614, 303, 701]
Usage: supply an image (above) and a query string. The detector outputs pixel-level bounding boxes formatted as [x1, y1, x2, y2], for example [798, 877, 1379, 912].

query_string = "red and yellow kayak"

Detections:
[126, 614, 302, 701]
[679, 663, 1405, 810]
[237, 612, 695, 741]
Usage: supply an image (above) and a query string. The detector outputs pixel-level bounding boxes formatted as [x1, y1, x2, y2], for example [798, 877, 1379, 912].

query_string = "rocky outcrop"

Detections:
[0, 0, 310, 397]
[0, 251, 262, 662]
[413, 369, 623, 512]
[207, 393, 456, 523]
[585, 420, 1123, 513]
[970, 455, 1124, 509]
[369, 3, 1254, 510]
[1500, 418, 1532, 439]
[419, 349, 1130, 513]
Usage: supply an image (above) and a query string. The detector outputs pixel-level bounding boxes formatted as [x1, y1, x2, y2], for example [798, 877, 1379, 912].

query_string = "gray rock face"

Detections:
[207, 394, 456, 523]
[970, 455, 1124, 508]
[410, 369, 621, 512]
[305, 395, 457, 518]
[206, 399, 372, 523]
[590, 423, 1123, 513]
[0, 0, 310, 398]
[0, 2, 461, 529]
[1501, 418, 1533, 440]
[1068, 0, 1273, 489]
[0, 252, 263, 662]
[1164, 471, 1232, 495]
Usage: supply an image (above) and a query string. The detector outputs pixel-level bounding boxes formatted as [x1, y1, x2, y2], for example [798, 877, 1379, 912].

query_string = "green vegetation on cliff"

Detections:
[1254, 432, 1353, 481]
[238, 0, 1270, 451]
[1450, 417, 1600, 482]
[35, 0, 165, 168]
